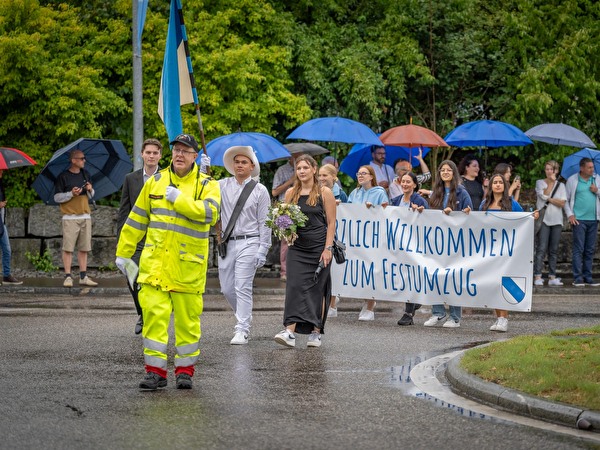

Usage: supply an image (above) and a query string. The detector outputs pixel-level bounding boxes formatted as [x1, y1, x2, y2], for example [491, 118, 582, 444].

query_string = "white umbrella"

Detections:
[525, 123, 596, 148]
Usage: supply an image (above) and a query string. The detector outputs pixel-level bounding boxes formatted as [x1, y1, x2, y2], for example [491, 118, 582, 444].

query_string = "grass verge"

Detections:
[460, 325, 600, 411]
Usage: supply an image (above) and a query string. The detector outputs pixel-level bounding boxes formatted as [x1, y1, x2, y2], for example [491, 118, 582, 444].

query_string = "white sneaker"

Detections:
[307, 332, 322, 348]
[274, 329, 295, 348]
[548, 278, 563, 286]
[442, 318, 460, 328]
[327, 307, 338, 318]
[358, 309, 374, 321]
[534, 278, 544, 286]
[490, 319, 499, 331]
[424, 315, 445, 327]
[63, 276, 73, 288]
[230, 331, 248, 345]
[79, 276, 98, 287]
[495, 317, 508, 332]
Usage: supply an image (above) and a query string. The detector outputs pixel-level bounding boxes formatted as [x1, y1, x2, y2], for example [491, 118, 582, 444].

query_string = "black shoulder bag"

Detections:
[218, 180, 257, 258]
[535, 181, 560, 235]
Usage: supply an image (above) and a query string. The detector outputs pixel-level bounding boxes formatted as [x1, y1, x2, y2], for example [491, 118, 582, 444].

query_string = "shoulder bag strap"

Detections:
[544, 181, 561, 207]
[221, 180, 257, 242]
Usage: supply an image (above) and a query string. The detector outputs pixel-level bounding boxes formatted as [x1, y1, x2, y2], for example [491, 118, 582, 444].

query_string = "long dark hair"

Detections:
[481, 173, 512, 211]
[429, 160, 462, 210]
[458, 154, 483, 183]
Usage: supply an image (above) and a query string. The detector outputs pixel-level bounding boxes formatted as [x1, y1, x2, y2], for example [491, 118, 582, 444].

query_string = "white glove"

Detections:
[200, 154, 211, 174]
[166, 185, 181, 203]
[255, 248, 268, 268]
[115, 257, 130, 276]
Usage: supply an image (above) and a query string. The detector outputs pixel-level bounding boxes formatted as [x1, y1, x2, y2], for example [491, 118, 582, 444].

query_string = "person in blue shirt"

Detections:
[348, 165, 388, 321]
[423, 160, 472, 328]
[319, 164, 347, 204]
[391, 172, 429, 326]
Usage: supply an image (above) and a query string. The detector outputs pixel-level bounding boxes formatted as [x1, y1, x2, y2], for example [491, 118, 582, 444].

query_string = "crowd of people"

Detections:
[1, 135, 598, 391]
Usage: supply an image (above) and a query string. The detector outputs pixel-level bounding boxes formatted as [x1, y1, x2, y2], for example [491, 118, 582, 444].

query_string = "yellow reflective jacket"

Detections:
[116, 163, 220, 293]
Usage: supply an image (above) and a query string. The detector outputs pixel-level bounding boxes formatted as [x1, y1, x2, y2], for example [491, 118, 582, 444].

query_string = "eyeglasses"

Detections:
[73, 157, 86, 160]
[356, 172, 370, 177]
[172, 147, 197, 156]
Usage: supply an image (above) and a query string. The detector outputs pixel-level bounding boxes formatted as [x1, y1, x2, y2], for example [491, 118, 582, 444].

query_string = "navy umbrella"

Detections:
[561, 148, 600, 179]
[444, 120, 533, 148]
[199, 132, 290, 166]
[287, 117, 383, 147]
[32, 138, 133, 205]
[525, 123, 596, 148]
[339, 143, 430, 180]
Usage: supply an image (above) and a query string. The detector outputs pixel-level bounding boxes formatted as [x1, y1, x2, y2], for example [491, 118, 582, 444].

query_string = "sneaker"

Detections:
[134, 315, 143, 335]
[442, 318, 460, 328]
[79, 276, 98, 286]
[307, 332, 322, 348]
[2, 275, 23, 285]
[534, 278, 544, 286]
[490, 319, 499, 331]
[358, 309, 374, 321]
[230, 331, 248, 345]
[424, 315, 446, 327]
[327, 307, 338, 318]
[280, 275, 287, 282]
[548, 278, 563, 286]
[139, 372, 167, 390]
[585, 280, 600, 287]
[397, 313, 414, 326]
[274, 329, 295, 348]
[495, 317, 508, 332]
[176, 373, 193, 389]
[63, 276, 73, 288]
[573, 281, 585, 287]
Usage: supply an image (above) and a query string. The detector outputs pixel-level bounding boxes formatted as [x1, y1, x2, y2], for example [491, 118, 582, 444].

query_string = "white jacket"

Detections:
[564, 173, 600, 221]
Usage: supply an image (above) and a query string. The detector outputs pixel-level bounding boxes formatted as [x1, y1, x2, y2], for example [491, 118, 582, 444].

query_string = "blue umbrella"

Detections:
[339, 143, 430, 180]
[287, 117, 383, 147]
[525, 123, 596, 148]
[32, 138, 133, 205]
[199, 132, 290, 166]
[561, 148, 600, 179]
[444, 120, 533, 148]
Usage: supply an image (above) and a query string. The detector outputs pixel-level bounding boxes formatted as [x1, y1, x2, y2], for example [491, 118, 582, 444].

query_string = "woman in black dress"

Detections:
[274, 154, 336, 348]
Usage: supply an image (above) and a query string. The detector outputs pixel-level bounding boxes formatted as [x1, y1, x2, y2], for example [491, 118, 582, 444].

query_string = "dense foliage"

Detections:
[0, 0, 598, 206]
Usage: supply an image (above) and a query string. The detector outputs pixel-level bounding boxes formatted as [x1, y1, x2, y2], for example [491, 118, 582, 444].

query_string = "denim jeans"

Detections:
[534, 223, 562, 277]
[0, 223, 11, 277]
[432, 304, 461, 322]
[572, 220, 598, 283]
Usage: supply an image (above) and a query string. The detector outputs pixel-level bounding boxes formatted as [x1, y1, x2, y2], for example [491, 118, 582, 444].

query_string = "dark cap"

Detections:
[170, 134, 199, 152]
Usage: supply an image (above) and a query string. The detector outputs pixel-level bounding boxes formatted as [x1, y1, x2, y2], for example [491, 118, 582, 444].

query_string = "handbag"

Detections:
[534, 181, 560, 235]
[331, 238, 346, 264]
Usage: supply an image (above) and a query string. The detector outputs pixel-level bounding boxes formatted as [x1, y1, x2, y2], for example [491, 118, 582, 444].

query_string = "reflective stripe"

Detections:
[174, 355, 199, 367]
[206, 198, 219, 211]
[151, 207, 206, 226]
[203, 201, 214, 223]
[132, 205, 148, 219]
[144, 354, 168, 369]
[125, 217, 147, 231]
[176, 342, 199, 355]
[149, 221, 209, 239]
[144, 338, 168, 353]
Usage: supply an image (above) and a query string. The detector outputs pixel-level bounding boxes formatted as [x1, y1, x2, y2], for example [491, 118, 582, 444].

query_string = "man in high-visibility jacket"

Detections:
[116, 133, 220, 390]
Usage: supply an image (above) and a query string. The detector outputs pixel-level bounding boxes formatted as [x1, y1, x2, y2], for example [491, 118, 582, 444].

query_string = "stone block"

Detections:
[4, 238, 42, 270]
[28, 204, 63, 237]
[6, 208, 26, 237]
[46, 237, 117, 269]
[91, 206, 118, 237]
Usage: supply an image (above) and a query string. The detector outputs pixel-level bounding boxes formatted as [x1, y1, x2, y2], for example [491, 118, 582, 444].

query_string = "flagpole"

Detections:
[132, 0, 143, 170]
[176, 0, 208, 156]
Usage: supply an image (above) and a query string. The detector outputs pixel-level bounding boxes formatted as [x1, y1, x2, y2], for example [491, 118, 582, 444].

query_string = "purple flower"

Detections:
[275, 214, 293, 229]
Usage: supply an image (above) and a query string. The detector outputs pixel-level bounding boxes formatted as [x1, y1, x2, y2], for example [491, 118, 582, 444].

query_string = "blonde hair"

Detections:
[320, 163, 338, 179]
[545, 160, 560, 173]
[289, 154, 320, 206]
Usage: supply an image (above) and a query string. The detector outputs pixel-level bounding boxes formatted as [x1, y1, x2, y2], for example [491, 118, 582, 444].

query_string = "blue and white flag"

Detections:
[135, 0, 148, 54]
[158, 0, 199, 143]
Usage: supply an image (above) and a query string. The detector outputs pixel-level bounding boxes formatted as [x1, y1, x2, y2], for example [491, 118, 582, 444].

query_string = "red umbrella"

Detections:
[380, 124, 449, 148]
[0, 147, 37, 170]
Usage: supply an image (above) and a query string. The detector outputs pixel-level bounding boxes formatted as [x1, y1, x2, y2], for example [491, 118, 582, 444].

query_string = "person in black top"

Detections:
[458, 154, 486, 209]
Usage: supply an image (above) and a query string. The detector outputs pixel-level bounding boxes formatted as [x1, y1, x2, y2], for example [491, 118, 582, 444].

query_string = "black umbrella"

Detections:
[32, 138, 133, 205]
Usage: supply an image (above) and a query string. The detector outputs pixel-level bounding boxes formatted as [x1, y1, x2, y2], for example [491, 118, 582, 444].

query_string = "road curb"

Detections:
[446, 353, 600, 433]
[0, 286, 286, 296]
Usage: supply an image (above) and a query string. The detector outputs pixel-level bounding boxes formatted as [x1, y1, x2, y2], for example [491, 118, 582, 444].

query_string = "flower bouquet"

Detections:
[266, 202, 308, 245]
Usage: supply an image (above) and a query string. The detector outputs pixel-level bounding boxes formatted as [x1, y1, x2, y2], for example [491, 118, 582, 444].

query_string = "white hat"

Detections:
[223, 146, 260, 177]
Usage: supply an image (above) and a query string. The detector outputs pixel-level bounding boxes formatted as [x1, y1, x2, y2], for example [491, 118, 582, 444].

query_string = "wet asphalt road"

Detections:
[0, 291, 598, 449]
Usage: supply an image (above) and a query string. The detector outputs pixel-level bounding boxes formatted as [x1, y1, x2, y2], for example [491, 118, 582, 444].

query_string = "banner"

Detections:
[331, 204, 534, 312]
[158, 0, 198, 143]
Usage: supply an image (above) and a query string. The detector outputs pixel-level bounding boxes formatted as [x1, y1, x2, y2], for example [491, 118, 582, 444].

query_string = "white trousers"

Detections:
[218, 237, 259, 334]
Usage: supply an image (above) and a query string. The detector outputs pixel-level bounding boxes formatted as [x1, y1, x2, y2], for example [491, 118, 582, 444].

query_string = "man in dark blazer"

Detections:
[117, 138, 163, 334]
